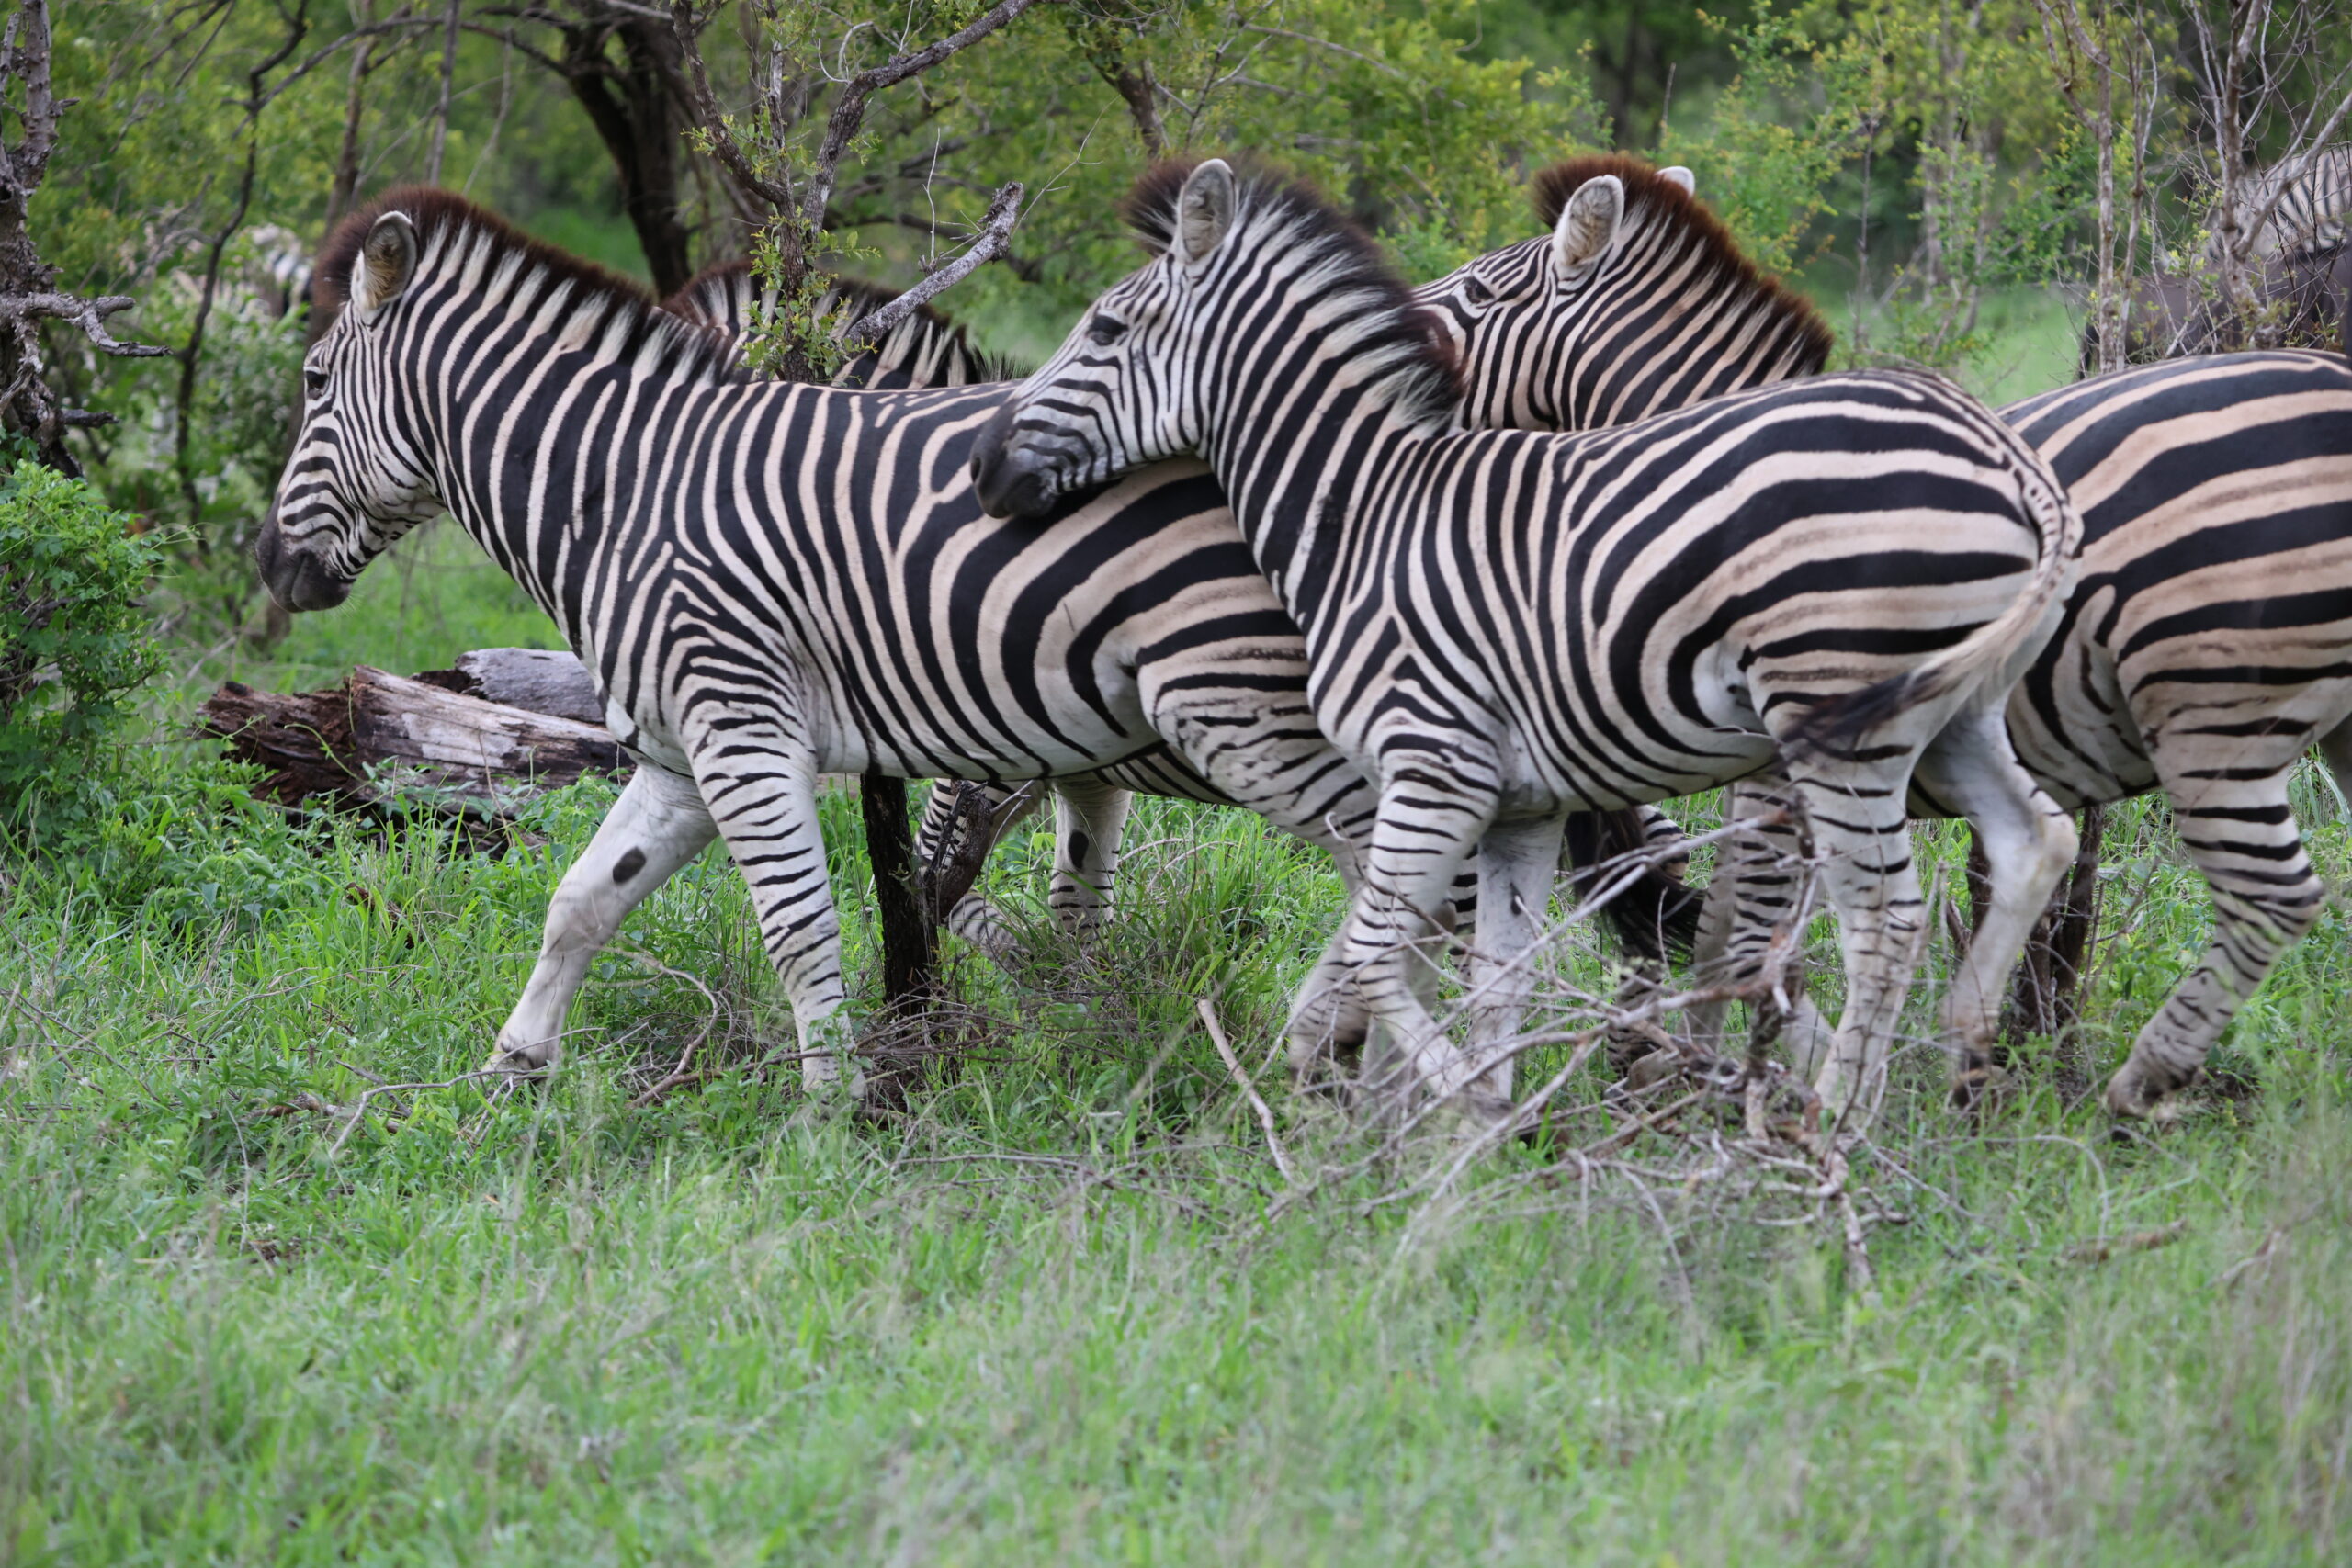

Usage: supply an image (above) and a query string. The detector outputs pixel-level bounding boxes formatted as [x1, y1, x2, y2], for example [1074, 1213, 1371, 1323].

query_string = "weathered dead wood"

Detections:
[420, 646, 607, 726]
[200, 664, 629, 814]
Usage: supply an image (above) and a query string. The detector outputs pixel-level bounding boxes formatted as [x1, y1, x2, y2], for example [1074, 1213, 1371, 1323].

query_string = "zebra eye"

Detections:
[1461, 277, 1496, 307]
[1086, 315, 1127, 346]
[303, 367, 329, 397]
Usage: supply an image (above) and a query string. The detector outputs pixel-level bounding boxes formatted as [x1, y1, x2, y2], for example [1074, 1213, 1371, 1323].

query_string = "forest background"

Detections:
[46, 0, 2351, 649]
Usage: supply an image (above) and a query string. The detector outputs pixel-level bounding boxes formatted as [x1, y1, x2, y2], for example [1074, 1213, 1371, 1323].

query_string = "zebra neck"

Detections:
[1206, 383, 1431, 641]
[1569, 271, 1810, 428]
[403, 330, 718, 643]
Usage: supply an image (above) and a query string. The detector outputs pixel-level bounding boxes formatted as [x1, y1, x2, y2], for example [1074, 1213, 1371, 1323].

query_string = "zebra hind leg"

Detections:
[2105, 750, 2329, 1117]
[1909, 705, 2079, 1105]
[487, 763, 717, 1076]
[1683, 773, 1825, 1072]
[1046, 774, 1136, 937]
[1463, 815, 1567, 1103]
[688, 739, 862, 1096]
[912, 781, 1049, 961]
[1781, 761, 1935, 1125]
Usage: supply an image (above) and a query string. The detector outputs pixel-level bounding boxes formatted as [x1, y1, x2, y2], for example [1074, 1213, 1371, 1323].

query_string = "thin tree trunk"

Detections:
[426, 0, 460, 185]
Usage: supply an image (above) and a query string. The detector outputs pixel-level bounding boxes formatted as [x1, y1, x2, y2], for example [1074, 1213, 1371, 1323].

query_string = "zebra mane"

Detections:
[313, 187, 738, 381]
[662, 260, 1028, 383]
[1531, 155, 1833, 373]
[1122, 159, 1468, 424]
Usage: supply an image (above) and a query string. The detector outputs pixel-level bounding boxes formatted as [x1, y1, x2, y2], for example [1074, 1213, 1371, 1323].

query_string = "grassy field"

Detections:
[4, 519, 2350, 1565]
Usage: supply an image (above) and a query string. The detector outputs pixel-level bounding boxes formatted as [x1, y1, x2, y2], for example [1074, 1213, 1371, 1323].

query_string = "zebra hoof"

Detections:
[1946, 1059, 2013, 1116]
[2103, 1058, 2191, 1120]
[481, 1039, 555, 1080]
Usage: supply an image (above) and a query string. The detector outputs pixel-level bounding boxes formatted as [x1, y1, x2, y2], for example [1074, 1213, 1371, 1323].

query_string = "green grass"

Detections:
[4, 779, 2348, 1565]
[5, 548, 2348, 1565]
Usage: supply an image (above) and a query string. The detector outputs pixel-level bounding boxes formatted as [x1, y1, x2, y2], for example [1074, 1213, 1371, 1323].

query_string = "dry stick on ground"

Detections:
[324, 1068, 509, 1159]
[619, 948, 725, 1109]
[1365, 818, 1903, 1284]
[1198, 998, 1296, 1185]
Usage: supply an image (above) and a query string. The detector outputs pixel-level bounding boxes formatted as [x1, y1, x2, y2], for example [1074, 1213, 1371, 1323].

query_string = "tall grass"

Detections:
[4, 754, 2347, 1561]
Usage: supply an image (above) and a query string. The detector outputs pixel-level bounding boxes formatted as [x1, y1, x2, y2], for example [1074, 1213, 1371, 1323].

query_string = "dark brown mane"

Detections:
[1532, 154, 1834, 370]
[658, 259, 1027, 381]
[314, 186, 662, 328]
[1120, 157, 1468, 417]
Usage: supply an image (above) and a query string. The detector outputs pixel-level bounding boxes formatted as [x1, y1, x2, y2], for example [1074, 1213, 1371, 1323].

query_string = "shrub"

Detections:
[0, 460, 169, 807]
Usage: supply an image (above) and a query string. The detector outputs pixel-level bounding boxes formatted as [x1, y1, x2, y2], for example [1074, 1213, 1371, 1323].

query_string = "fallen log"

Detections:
[200, 664, 631, 816]
[418, 647, 607, 727]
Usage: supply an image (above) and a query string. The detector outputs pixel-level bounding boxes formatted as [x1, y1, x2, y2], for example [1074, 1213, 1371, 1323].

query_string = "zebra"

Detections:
[2235, 144, 2352, 263]
[652, 259, 1557, 973]
[971, 159, 2086, 1120]
[255, 186, 1475, 1093]
[661, 258, 1689, 976]
[661, 259, 1074, 953]
[1422, 154, 2352, 1115]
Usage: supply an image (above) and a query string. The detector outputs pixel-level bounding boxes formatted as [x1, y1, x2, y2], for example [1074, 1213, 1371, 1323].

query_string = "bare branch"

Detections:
[0, 293, 169, 357]
[837, 180, 1023, 345]
[669, 0, 793, 210]
[1199, 998, 1297, 1186]
[797, 0, 1042, 245]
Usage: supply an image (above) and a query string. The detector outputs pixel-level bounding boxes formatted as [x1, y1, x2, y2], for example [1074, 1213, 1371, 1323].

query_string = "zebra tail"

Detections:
[1784, 419, 2084, 763]
[1563, 808, 1702, 962]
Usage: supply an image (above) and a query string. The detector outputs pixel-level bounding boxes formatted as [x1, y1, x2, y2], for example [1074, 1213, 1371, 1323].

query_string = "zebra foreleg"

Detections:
[2106, 756, 2328, 1116]
[487, 763, 718, 1075]
[1910, 706, 2079, 1102]
[1463, 815, 1566, 1101]
[688, 739, 862, 1096]
[1308, 766, 1498, 1112]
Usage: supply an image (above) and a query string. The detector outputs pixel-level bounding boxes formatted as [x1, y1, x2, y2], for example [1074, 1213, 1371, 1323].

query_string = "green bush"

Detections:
[0, 460, 168, 805]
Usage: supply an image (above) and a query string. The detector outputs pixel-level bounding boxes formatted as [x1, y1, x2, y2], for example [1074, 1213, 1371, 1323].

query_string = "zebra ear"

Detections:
[1658, 165, 1696, 195]
[1551, 175, 1624, 280]
[1177, 160, 1237, 267]
[356, 211, 419, 319]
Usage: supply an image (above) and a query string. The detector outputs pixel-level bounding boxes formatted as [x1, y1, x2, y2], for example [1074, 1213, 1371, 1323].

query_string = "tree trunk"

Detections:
[559, 12, 695, 296]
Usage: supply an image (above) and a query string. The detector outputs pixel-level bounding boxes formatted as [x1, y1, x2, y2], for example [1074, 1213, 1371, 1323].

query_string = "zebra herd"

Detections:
[255, 150, 2352, 1131]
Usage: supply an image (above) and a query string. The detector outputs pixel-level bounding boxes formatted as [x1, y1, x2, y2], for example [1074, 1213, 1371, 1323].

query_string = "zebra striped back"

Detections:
[1414, 155, 1831, 431]
[664, 261, 1023, 389]
[2239, 144, 2352, 261]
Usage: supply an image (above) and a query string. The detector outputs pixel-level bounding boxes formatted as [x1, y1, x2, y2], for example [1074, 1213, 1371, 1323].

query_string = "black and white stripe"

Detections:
[2238, 144, 2352, 262]
[1426, 156, 2352, 1114]
[256, 189, 1417, 1089]
[973, 159, 2085, 1119]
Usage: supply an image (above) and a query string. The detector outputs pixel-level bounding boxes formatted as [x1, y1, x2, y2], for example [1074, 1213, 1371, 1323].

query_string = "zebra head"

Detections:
[972, 159, 1458, 519]
[1415, 157, 1830, 432]
[256, 203, 445, 613]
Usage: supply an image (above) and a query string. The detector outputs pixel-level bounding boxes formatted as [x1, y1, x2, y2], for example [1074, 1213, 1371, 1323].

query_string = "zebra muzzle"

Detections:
[254, 515, 356, 613]
[969, 405, 1059, 520]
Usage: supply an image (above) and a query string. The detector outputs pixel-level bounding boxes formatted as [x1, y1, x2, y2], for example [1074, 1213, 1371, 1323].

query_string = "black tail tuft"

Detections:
[1563, 808, 1702, 963]
[1779, 670, 1929, 765]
